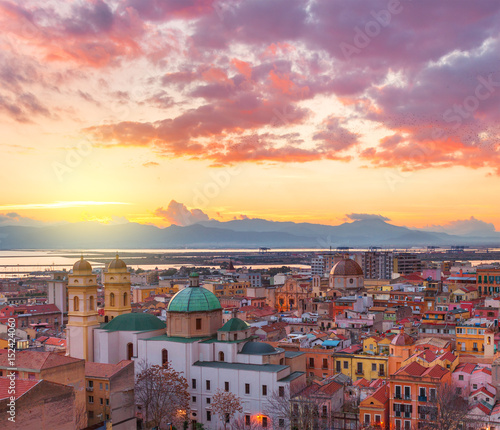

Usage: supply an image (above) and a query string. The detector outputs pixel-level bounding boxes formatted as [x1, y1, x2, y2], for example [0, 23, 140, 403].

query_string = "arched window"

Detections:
[127, 343, 133, 360]
[89, 296, 94, 311]
[233, 333, 238, 341]
[123, 292, 128, 307]
[104, 316, 109, 323]
[218, 351, 225, 362]
[162, 349, 168, 366]
[74, 296, 79, 312]
[110, 293, 115, 307]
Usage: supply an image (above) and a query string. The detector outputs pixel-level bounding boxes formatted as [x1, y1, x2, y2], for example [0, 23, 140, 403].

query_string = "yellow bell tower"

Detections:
[103, 254, 131, 322]
[66, 256, 100, 361]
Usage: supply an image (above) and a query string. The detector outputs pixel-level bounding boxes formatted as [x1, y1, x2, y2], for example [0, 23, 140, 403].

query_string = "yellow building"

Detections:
[456, 319, 489, 355]
[103, 255, 132, 322]
[450, 285, 479, 302]
[212, 281, 250, 298]
[66, 257, 100, 362]
[131, 284, 180, 303]
[333, 352, 388, 381]
[363, 335, 392, 355]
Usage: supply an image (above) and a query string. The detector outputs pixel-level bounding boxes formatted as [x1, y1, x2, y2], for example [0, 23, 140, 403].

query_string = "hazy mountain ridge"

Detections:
[0, 218, 499, 249]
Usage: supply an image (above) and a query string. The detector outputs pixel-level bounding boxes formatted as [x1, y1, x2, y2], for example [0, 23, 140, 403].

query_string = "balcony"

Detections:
[86, 387, 94, 392]
[394, 394, 402, 400]
[404, 396, 412, 400]
[355, 371, 364, 375]
[404, 412, 411, 418]
[418, 396, 427, 402]
[378, 372, 385, 377]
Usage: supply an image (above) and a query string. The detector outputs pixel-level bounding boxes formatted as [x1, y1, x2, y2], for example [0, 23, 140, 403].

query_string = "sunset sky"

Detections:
[1, 0, 500, 232]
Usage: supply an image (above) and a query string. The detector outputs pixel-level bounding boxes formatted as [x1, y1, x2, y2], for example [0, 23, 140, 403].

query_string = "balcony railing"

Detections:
[378, 372, 385, 377]
[394, 394, 402, 399]
[418, 396, 427, 402]
[86, 387, 94, 392]
[404, 395, 412, 400]
[355, 371, 364, 375]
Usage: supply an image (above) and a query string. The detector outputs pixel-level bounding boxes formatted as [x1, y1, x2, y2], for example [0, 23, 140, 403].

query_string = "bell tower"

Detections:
[103, 254, 131, 322]
[66, 256, 99, 361]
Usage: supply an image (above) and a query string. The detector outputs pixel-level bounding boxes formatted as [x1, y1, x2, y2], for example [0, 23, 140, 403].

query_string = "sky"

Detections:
[1, 0, 500, 233]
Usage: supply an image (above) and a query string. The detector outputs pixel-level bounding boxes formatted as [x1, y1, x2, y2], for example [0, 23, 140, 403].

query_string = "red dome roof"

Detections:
[330, 258, 364, 276]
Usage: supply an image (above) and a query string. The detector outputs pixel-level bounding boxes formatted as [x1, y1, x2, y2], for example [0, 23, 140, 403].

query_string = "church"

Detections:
[66, 256, 307, 428]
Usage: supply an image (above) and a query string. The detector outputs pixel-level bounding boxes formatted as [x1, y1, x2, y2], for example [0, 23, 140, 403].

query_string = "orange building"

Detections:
[359, 384, 389, 429]
[275, 276, 312, 312]
[389, 361, 451, 430]
[388, 330, 416, 377]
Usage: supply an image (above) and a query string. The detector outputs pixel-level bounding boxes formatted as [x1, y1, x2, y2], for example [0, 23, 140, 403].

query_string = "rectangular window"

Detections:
[375, 415, 381, 423]
[99, 382, 102, 390]
[245, 415, 251, 426]
[88, 396, 94, 403]
[206, 380, 211, 390]
[343, 361, 348, 369]
[395, 420, 401, 430]
[105, 383, 108, 390]
[279, 418, 285, 427]
[372, 363, 376, 371]
[357, 363, 363, 374]
[262, 385, 267, 396]
[279, 386, 285, 397]
[262, 417, 268, 428]
[192, 379, 196, 389]
[192, 396, 196, 402]
[336, 361, 341, 372]
[322, 405, 328, 417]
[364, 414, 370, 424]
[379, 364, 385, 376]
[100, 398, 103, 405]
[245, 383, 250, 394]
[106, 399, 109, 406]
[88, 411, 94, 419]
[430, 388, 436, 402]
[404, 386, 411, 400]
[196, 318, 202, 330]
[206, 411, 212, 421]
[395, 386, 402, 399]
[323, 358, 328, 369]
[88, 380, 93, 388]
[309, 358, 315, 368]
[206, 398, 211, 404]
[225, 381, 229, 391]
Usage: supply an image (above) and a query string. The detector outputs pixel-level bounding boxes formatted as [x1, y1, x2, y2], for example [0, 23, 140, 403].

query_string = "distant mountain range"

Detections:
[0, 218, 499, 249]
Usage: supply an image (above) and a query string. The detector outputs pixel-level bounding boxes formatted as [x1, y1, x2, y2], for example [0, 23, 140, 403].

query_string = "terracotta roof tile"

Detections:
[0, 377, 40, 400]
[456, 363, 477, 374]
[0, 350, 81, 371]
[85, 360, 132, 379]
[16, 304, 61, 314]
[470, 387, 495, 398]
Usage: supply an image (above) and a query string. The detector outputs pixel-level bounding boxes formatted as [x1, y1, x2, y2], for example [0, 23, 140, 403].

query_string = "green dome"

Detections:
[240, 341, 277, 355]
[104, 312, 166, 332]
[167, 286, 222, 313]
[218, 318, 250, 332]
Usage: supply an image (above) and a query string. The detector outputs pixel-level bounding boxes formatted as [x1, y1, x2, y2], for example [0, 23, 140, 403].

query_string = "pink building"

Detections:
[452, 363, 494, 397]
